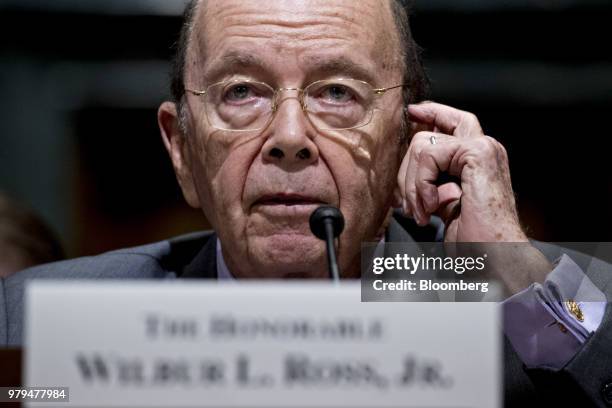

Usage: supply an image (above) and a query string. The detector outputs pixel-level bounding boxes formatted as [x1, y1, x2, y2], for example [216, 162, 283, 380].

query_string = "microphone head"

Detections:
[309, 206, 345, 240]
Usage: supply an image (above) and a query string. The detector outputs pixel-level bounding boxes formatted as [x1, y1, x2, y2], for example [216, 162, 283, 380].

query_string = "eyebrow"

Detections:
[302, 55, 377, 85]
[202, 51, 268, 84]
[201, 51, 377, 86]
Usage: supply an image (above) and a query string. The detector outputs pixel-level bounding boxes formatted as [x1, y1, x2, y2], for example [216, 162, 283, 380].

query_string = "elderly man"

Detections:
[1, 0, 611, 406]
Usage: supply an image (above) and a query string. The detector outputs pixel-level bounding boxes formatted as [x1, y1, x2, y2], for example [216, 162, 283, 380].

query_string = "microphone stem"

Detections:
[324, 218, 341, 282]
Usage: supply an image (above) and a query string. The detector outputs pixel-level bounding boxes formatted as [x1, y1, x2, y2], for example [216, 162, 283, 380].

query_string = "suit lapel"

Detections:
[180, 233, 218, 279]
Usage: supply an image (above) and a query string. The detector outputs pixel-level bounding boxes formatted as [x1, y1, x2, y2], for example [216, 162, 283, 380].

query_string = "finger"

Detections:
[406, 132, 454, 223]
[408, 102, 483, 138]
[438, 181, 462, 205]
[435, 182, 462, 224]
[399, 131, 432, 217]
[409, 119, 435, 136]
[405, 132, 436, 222]
[402, 132, 454, 223]
[396, 142, 411, 215]
[414, 192, 428, 226]
[414, 140, 461, 222]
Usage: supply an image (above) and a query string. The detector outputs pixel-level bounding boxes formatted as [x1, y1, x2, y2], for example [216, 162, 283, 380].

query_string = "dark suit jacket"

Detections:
[1, 214, 611, 407]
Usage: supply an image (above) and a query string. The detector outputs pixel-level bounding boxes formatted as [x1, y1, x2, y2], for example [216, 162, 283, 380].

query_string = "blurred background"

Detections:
[0, 0, 610, 258]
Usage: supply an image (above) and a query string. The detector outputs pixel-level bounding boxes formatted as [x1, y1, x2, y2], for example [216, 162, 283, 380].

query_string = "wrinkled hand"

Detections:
[396, 102, 552, 293]
[397, 102, 527, 243]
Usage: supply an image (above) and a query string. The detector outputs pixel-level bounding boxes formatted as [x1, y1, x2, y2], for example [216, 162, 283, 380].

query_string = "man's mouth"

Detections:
[254, 193, 326, 207]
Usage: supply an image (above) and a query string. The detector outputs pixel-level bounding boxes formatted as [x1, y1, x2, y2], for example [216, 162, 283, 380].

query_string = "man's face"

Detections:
[168, 0, 406, 278]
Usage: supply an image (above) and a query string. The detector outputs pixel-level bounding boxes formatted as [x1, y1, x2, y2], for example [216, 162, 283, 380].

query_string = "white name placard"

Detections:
[25, 282, 500, 407]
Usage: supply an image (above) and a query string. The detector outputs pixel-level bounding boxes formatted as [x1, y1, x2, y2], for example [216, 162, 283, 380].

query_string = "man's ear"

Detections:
[158, 101, 201, 208]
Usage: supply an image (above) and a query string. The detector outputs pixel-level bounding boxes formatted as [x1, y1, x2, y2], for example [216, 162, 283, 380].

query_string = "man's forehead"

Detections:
[200, 0, 389, 22]
[188, 0, 401, 78]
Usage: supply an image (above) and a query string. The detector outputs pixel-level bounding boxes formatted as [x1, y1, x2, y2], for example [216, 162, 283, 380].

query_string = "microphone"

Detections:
[309, 206, 345, 282]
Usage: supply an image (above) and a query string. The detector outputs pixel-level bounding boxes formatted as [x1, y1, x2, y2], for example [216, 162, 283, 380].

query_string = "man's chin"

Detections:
[247, 234, 328, 279]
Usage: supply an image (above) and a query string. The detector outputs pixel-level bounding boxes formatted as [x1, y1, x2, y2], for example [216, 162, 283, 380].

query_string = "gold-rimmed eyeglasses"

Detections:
[184, 78, 406, 132]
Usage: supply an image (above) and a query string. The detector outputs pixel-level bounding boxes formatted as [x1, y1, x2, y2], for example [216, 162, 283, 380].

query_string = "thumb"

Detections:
[435, 182, 462, 223]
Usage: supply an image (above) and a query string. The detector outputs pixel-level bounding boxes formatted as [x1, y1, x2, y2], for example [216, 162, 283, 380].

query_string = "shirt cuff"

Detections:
[502, 254, 606, 370]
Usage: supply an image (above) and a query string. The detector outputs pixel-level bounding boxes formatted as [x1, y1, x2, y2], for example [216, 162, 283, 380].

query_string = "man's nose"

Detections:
[261, 94, 319, 168]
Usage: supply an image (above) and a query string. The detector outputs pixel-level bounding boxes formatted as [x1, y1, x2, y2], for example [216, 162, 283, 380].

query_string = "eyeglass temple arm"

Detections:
[372, 84, 408, 95]
[184, 88, 207, 96]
